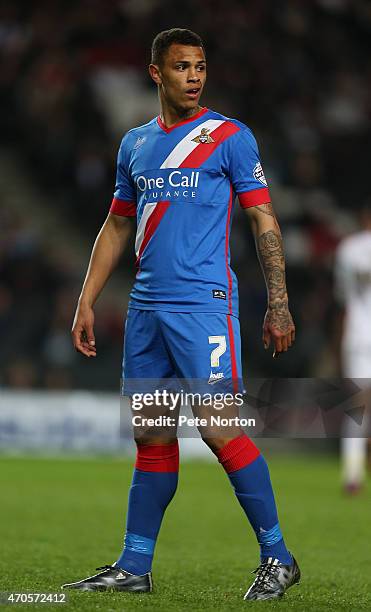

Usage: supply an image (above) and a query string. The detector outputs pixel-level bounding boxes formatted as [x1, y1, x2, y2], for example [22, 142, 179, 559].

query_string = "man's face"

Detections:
[150, 44, 206, 112]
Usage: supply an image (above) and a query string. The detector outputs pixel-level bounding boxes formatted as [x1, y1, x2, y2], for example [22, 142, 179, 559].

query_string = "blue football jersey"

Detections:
[110, 107, 270, 315]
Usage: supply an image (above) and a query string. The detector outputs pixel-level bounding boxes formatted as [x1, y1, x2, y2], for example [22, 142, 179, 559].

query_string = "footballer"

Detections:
[335, 203, 371, 494]
[66, 29, 300, 601]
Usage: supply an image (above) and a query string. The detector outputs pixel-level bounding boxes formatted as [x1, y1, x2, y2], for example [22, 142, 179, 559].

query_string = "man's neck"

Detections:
[159, 103, 202, 129]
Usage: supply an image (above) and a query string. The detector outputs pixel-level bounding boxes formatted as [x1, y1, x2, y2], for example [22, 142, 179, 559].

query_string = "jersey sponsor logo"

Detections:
[136, 171, 200, 191]
[253, 162, 267, 186]
[192, 127, 215, 144]
[208, 371, 225, 384]
[133, 136, 146, 150]
[212, 289, 226, 300]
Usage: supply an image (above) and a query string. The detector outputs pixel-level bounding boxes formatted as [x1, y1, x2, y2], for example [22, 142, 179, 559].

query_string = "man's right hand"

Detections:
[71, 302, 97, 357]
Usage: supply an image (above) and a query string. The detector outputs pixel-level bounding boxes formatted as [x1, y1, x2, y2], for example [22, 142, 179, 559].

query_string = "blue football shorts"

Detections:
[122, 309, 243, 395]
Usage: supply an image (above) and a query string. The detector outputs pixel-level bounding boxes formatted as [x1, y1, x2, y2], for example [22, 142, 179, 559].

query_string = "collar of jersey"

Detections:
[157, 107, 209, 133]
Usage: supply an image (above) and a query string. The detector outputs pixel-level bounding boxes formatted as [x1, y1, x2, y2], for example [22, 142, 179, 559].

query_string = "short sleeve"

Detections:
[229, 128, 271, 209]
[109, 136, 137, 217]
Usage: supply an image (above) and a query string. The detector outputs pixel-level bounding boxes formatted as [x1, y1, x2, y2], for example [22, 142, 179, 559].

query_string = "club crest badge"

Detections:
[192, 128, 215, 144]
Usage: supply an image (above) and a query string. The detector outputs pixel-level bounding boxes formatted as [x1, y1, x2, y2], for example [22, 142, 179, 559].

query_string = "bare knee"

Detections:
[202, 436, 238, 454]
[134, 436, 178, 446]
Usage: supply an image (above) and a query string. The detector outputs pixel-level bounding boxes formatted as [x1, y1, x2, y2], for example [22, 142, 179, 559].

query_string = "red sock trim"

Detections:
[135, 441, 179, 473]
[216, 434, 260, 473]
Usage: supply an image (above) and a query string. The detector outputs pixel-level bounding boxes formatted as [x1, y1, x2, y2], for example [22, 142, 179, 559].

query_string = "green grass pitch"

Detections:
[0, 453, 370, 611]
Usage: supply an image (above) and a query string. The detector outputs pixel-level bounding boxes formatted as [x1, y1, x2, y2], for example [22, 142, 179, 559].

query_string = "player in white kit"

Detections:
[334, 203, 371, 493]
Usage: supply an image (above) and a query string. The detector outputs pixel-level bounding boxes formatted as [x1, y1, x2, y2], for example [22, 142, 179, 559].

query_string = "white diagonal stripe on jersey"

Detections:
[135, 118, 225, 258]
[160, 119, 224, 168]
[135, 202, 157, 257]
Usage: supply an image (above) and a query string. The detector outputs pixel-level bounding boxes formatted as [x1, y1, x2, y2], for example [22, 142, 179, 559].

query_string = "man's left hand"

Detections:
[263, 300, 295, 357]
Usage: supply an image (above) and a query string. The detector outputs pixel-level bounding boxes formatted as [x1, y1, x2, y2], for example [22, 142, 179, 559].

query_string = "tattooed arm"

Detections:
[244, 202, 295, 356]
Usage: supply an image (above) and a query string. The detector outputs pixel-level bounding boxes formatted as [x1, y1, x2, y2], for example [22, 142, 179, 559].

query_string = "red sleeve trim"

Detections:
[238, 187, 271, 209]
[109, 197, 136, 217]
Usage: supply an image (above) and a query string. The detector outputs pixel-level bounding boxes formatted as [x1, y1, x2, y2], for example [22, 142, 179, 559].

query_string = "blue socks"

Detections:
[118, 435, 292, 575]
[216, 435, 292, 565]
[116, 441, 179, 575]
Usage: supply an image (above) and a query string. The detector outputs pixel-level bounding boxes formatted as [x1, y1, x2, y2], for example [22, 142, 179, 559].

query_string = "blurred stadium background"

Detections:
[0, 2, 370, 609]
[2, 0, 371, 394]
